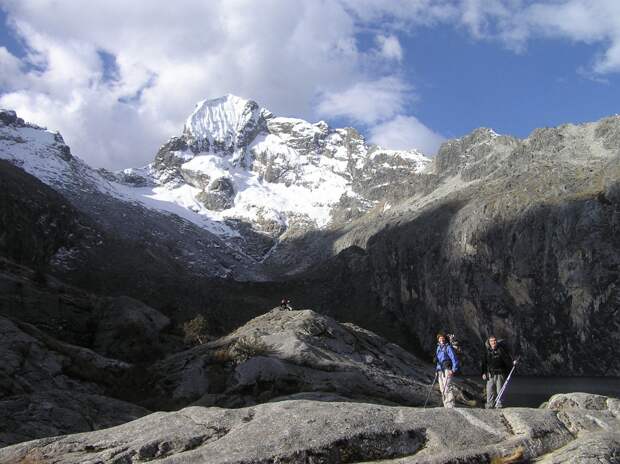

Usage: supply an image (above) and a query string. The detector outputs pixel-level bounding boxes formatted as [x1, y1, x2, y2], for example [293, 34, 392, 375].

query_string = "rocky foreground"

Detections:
[0, 393, 618, 463]
[0, 299, 476, 448]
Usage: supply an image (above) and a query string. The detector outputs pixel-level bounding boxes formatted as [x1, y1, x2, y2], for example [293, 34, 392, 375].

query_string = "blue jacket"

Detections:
[435, 343, 459, 372]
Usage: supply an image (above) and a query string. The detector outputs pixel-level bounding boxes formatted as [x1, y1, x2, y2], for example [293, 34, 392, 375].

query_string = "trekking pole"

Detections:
[423, 371, 438, 408]
[494, 359, 519, 408]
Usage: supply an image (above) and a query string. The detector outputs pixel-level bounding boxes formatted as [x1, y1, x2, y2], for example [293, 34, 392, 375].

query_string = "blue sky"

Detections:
[402, 30, 619, 140]
[1, 1, 619, 169]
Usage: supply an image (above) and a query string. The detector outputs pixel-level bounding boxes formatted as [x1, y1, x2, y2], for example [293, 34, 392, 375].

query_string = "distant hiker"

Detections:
[435, 332, 460, 408]
[481, 335, 514, 408]
[279, 298, 292, 311]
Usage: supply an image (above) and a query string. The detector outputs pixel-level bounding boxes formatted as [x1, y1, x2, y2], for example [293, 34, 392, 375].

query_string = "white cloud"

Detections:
[340, 0, 457, 27]
[524, 0, 620, 73]
[452, 0, 620, 70]
[2, 0, 619, 171]
[376, 35, 403, 61]
[370, 115, 445, 155]
[0, 47, 24, 89]
[0, 0, 367, 169]
[316, 76, 412, 124]
[346, 0, 620, 73]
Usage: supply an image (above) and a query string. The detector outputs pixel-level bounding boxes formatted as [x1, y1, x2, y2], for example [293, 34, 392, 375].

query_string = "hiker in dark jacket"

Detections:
[481, 335, 513, 408]
[435, 333, 460, 408]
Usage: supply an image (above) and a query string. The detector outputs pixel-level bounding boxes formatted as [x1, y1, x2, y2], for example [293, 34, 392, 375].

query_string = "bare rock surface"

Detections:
[146, 309, 478, 410]
[1, 393, 618, 463]
[0, 301, 475, 449]
[0, 316, 149, 447]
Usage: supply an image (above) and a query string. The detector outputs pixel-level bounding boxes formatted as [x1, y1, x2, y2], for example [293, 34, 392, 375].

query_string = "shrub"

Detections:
[182, 314, 208, 345]
[211, 347, 235, 364]
[232, 335, 275, 362]
[18, 450, 45, 464]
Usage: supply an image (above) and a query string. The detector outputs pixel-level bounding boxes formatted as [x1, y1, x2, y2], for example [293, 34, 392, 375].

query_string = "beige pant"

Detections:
[438, 370, 455, 408]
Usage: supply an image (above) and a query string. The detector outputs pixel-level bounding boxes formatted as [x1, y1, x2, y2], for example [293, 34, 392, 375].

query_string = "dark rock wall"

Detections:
[0, 160, 86, 268]
[318, 187, 620, 375]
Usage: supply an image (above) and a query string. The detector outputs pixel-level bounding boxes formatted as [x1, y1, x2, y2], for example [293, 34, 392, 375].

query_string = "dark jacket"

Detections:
[481, 340, 512, 376]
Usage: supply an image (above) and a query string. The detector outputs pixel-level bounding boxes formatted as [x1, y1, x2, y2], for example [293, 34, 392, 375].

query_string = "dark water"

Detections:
[466, 376, 620, 407]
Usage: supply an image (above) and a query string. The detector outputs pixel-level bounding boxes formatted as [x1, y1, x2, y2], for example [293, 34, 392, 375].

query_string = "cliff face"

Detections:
[361, 187, 619, 375]
[294, 117, 620, 375]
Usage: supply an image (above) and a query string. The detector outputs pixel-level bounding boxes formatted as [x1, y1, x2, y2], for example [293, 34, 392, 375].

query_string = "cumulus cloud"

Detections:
[453, 0, 620, 69]
[370, 115, 445, 155]
[0, 47, 24, 89]
[0, 0, 366, 168]
[316, 76, 412, 124]
[376, 35, 403, 61]
[1, 0, 619, 168]
[524, 0, 620, 73]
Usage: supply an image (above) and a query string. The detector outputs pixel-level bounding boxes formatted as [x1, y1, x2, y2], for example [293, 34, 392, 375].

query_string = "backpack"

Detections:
[447, 333, 462, 356]
[447, 333, 463, 372]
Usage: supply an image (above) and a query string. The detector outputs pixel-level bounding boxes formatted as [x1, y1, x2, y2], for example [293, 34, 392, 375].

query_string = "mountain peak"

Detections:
[183, 95, 272, 152]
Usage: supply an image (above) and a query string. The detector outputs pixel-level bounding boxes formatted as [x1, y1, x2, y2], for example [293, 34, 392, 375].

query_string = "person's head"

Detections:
[281, 298, 286, 305]
[488, 335, 497, 349]
[437, 333, 447, 345]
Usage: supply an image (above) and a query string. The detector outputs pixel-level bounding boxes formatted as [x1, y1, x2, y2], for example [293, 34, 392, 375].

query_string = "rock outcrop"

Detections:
[145, 308, 477, 410]
[0, 315, 149, 447]
[0, 280, 465, 448]
[1, 393, 618, 463]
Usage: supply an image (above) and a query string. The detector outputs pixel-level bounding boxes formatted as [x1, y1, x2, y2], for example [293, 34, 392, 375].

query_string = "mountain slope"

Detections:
[1, 105, 619, 375]
[290, 116, 620, 374]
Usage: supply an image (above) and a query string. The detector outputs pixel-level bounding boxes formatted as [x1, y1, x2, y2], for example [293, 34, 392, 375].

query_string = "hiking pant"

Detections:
[486, 373, 505, 408]
[438, 370, 455, 408]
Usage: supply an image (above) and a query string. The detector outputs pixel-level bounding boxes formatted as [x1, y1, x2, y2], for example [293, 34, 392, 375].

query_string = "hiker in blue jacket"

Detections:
[435, 333, 459, 408]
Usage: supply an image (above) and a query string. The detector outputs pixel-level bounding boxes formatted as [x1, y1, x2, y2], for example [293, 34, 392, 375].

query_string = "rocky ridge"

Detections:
[1, 393, 618, 463]
[145, 308, 478, 411]
[1, 278, 464, 448]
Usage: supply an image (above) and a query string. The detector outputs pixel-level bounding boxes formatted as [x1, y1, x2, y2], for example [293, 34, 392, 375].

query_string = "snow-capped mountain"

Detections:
[0, 98, 431, 277]
[115, 94, 431, 237]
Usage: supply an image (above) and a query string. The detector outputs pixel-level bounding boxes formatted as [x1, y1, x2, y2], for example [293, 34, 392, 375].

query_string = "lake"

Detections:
[465, 376, 620, 407]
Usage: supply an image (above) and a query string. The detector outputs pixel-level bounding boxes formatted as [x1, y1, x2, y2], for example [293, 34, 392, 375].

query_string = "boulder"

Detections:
[197, 176, 236, 211]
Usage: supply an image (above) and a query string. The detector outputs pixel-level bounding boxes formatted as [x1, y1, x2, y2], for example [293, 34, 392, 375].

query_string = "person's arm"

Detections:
[481, 350, 487, 379]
